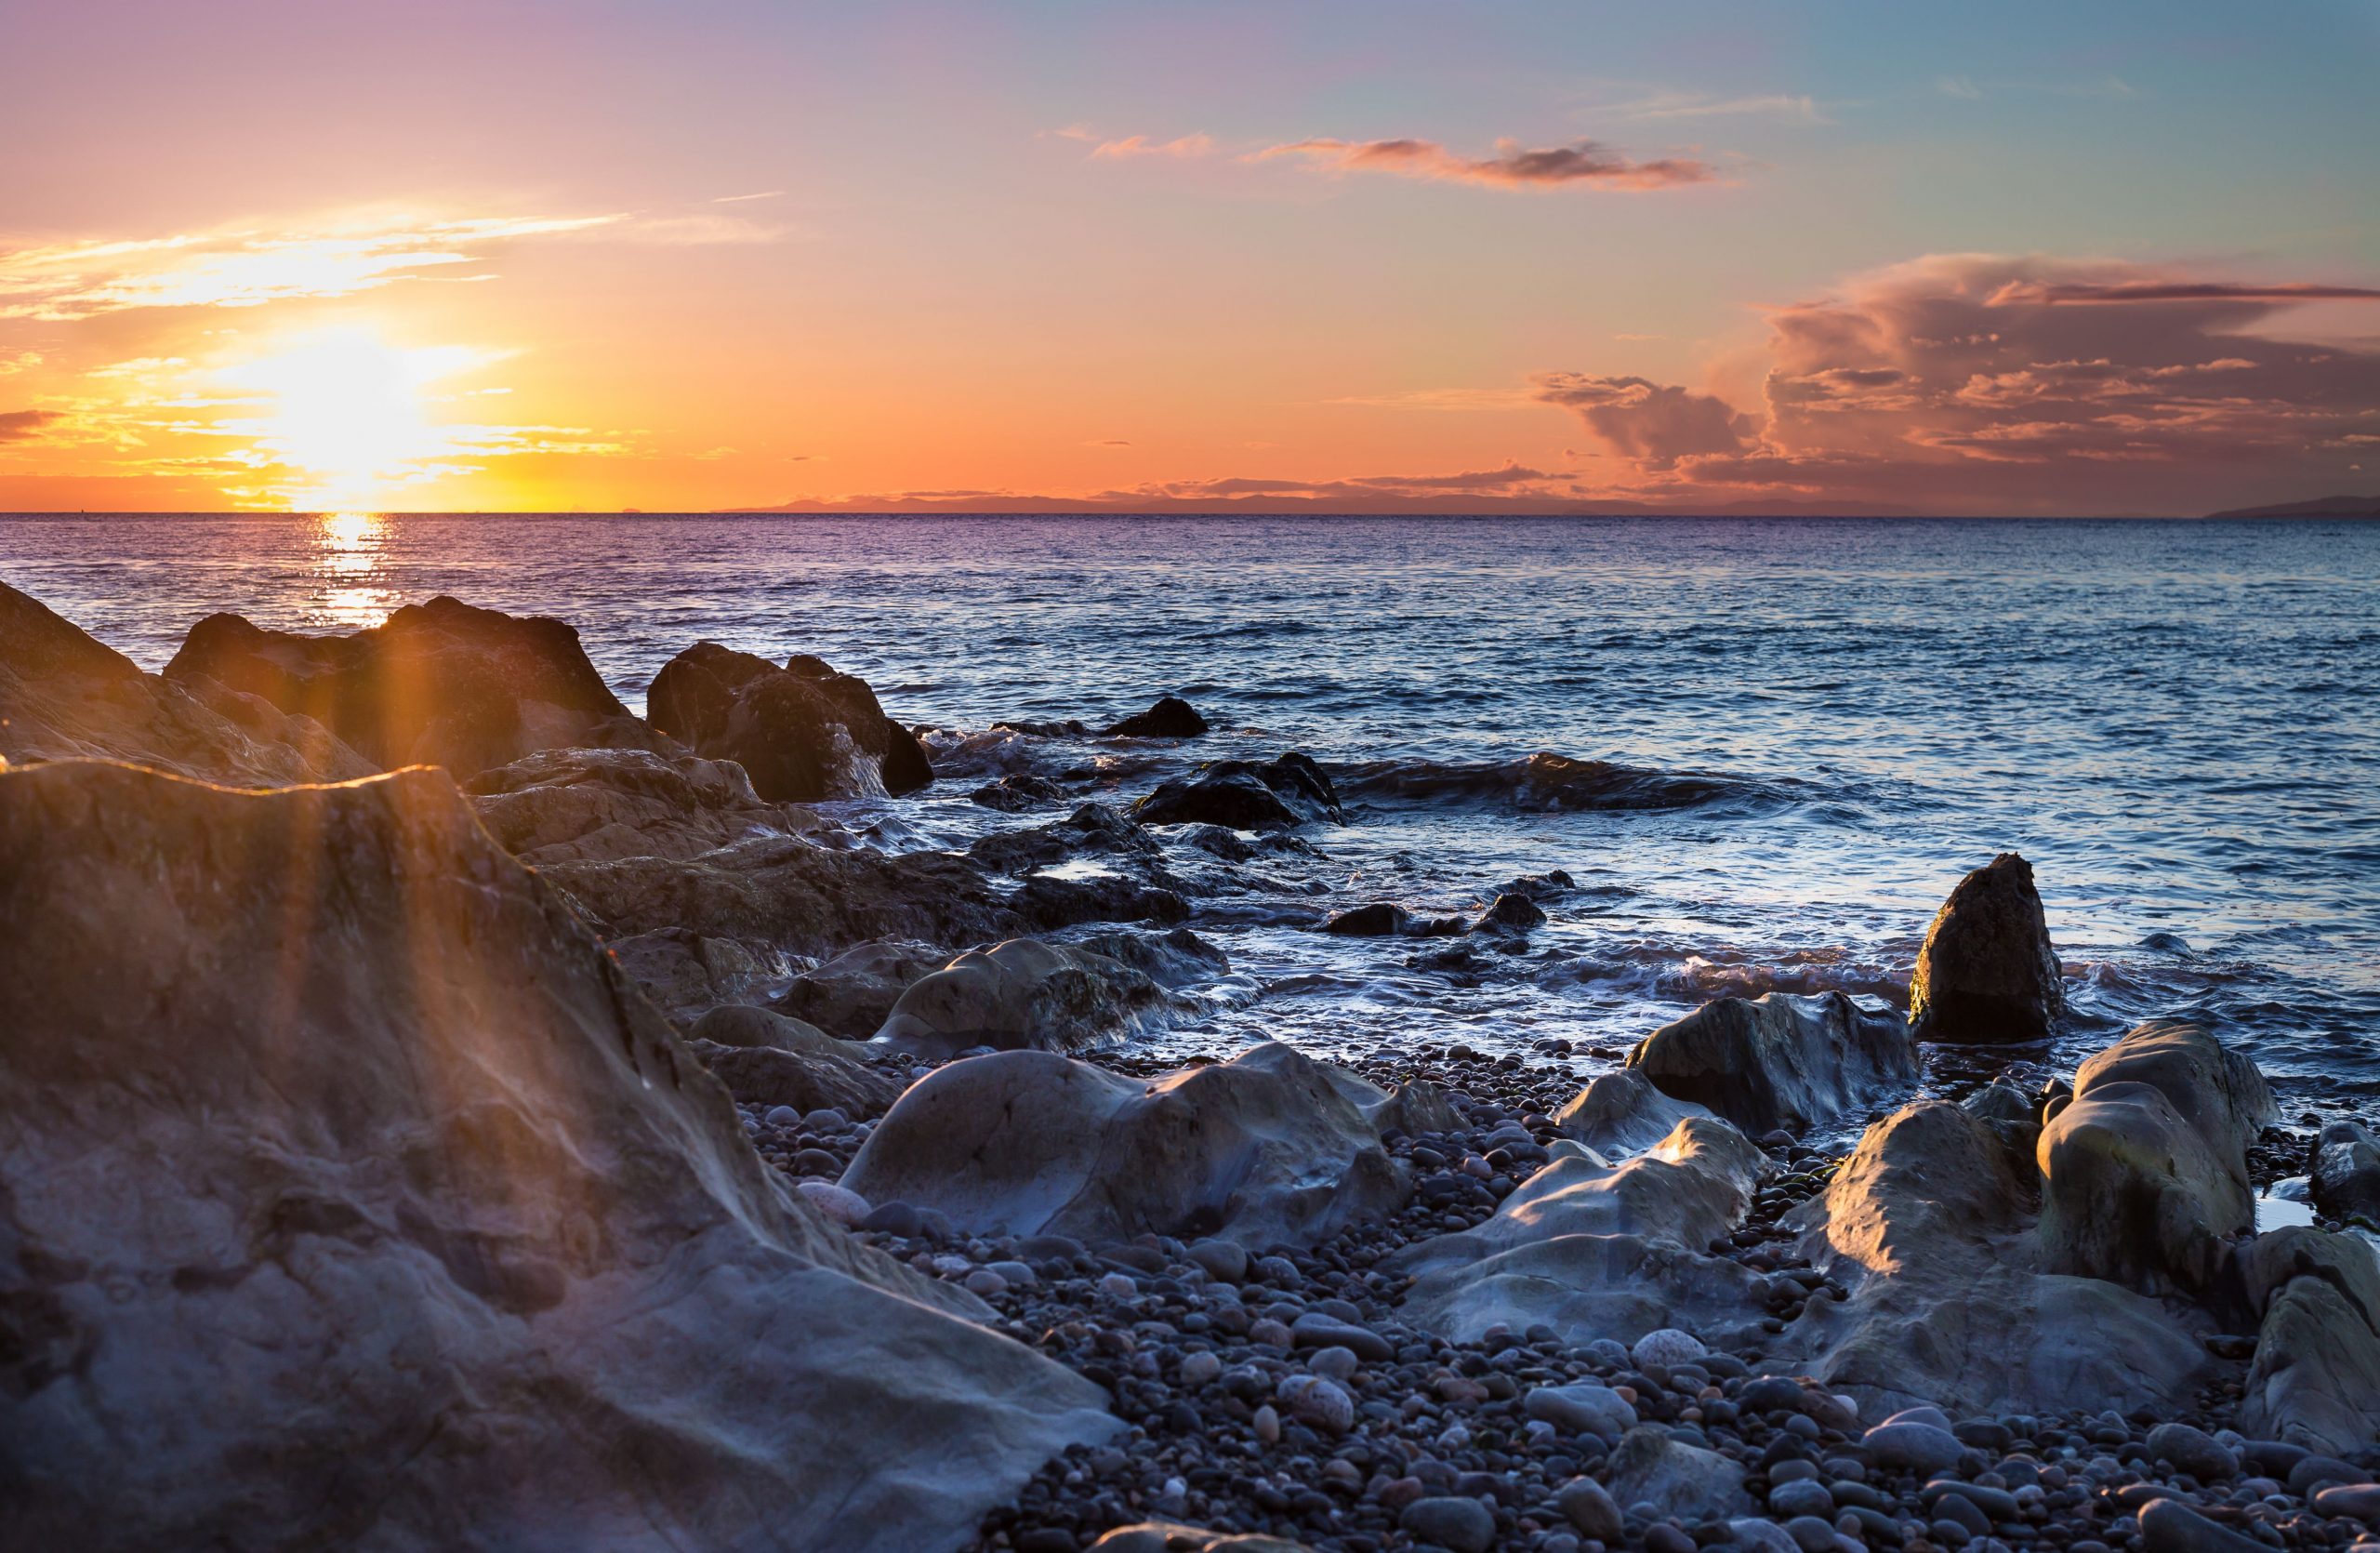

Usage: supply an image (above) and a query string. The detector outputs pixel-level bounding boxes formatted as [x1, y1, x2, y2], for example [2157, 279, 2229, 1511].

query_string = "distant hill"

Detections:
[2205, 493, 2380, 520]
[726, 493, 1913, 518]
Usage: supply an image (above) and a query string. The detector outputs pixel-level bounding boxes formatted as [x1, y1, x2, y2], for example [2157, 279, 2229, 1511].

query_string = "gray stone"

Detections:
[1553, 1068, 1716, 1158]
[1556, 1477, 1626, 1539]
[2145, 1422, 2238, 1480]
[1525, 1383, 1638, 1438]
[1860, 1421, 1966, 1475]
[2135, 1497, 2269, 1553]
[1627, 989, 1917, 1134]
[1397, 1495, 1496, 1553]
[1603, 1426, 1752, 1520]
[2310, 1120, 2380, 1224]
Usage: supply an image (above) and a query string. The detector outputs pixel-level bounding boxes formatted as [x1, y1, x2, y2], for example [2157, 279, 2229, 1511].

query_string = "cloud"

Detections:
[1531, 374, 1758, 467]
[711, 191, 785, 204]
[1250, 137, 1715, 190]
[0, 408, 60, 443]
[1534, 253, 2380, 512]
[1321, 387, 1542, 409]
[1598, 90, 1831, 125]
[1936, 76, 1986, 100]
[1088, 133, 1216, 160]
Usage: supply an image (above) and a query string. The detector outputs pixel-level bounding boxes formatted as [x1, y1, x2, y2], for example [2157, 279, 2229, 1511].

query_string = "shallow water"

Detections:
[7, 511, 2377, 1105]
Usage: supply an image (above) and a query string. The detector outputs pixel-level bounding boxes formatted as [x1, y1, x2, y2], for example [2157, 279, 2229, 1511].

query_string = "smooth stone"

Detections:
[1289, 1311, 1394, 1362]
[2146, 1422, 2238, 1480]
[2136, 1497, 2270, 1553]
[1556, 1478, 1625, 1540]
[1397, 1495, 1497, 1553]
[1861, 1422, 1966, 1476]
[1525, 1382, 1639, 1438]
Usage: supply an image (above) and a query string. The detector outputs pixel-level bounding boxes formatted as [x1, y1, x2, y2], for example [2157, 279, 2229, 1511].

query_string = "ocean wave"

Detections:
[1333, 751, 1810, 815]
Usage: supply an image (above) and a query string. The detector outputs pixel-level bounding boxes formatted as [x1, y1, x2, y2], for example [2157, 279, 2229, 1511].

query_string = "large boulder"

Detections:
[1554, 1069, 1716, 1159]
[1909, 853, 2065, 1042]
[2235, 1228, 2380, 1455]
[1626, 990, 1917, 1135]
[0, 760, 1112, 1551]
[2308, 1120, 2380, 1225]
[646, 641, 931, 802]
[2037, 1021, 2273, 1300]
[840, 1042, 1415, 1247]
[0, 579, 371, 786]
[164, 594, 668, 779]
[1779, 1099, 2218, 1417]
[466, 745, 818, 864]
[773, 938, 949, 1038]
[1132, 752, 1343, 830]
[1391, 1119, 1775, 1348]
[685, 1005, 905, 1119]
[872, 937, 1183, 1059]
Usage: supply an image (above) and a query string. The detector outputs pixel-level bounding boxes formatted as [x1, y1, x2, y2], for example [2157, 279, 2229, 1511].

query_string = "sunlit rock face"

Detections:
[0, 760, 1112, 1553]
[647, 641, 932, 803]
[164, 594, 670, 779]
[1909, 852, 2065, 1042]
[0, 579, 371, 785]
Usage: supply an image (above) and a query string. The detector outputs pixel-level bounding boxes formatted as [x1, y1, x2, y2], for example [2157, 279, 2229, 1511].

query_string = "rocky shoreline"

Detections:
[3, 578, 2377, 1553]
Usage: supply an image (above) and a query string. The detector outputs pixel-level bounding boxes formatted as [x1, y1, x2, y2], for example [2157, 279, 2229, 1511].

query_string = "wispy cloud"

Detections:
[1598, 90, 1831, 126]
[0, 408, 60, 444]
[711, 190, 785, 204]
[1088, 133, 1216, 160]
[1250, 136, 1716, 191]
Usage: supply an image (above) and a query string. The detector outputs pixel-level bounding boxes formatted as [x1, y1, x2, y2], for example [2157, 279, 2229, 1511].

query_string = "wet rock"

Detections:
[1908, 852, 2064, 1042]
[971, 772, 1066, 812]
[2309, 1119, 2380, 1224]
[2236, 1227, 2380, 1455]
[1, 579, 372, 786]
[1322, 901, 1411, 936]
[646, 640, 931, 801]
[2038, 1021, 2272, 1300]
[773, 938, 947, 1038]
[466, 745, 810, 864]
[873, 937, 1181, 1057]
[1627, 989, 1917, 1134]
[1103, 697, 1209, 739]
[1554, 1068, 1715, 1159]
[0, 759, 1112, 1552]
[840, 1042, 1411, 1247]
[1525, 1381, 1638, 1438]
[969, 802, 1165, 876]
[1132, 752, 1343, 830]
[165, 594, 667, 779]
[1470, 892, 1547, 933]
[603, 925, 786, 1016]
[684, 1007, 903, 1120]
[1604, 1426, 1752, 1520]
[1011, 873, 1191, 931]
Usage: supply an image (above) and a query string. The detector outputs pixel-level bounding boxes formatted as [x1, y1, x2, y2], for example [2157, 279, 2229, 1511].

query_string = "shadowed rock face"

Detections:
[2237, 1227, 2380, 1454]
[1909, 853, 2065, 1042]
[164, 594, 668, 779]
[841, 1042, 1415, 1248]
[874, 937, 1188, 1059]
[1627, 989, 1917, 1135]
[1103, 696, 1209, 738]
[646, 641, 932, 802]
[0, 579, 371, 786]
[1133, 752, 1344, 830]
[0, 760, 1112, 1553]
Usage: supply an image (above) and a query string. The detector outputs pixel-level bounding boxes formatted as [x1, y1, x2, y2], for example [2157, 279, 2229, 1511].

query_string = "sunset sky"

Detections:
[2, 1, 2375, 515]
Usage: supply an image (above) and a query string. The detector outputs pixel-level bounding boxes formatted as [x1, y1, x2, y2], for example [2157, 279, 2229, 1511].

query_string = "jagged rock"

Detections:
[2037, 1021, 2273, 1301]
[1909, 853, 2065, 1042]
[164, 594, 667, 779]
[604, 926, 787, 1016]
[1391, 1119, 1774, 1347]
[645, 641, 931, 802]
[2236, 1228, 2380, 1455]
[840, 1042, 1413, 1247]
[539, 833, 1023, 961]
[772, 938, 949, 1038]
[1554, 1069, 1717, 1159]
[0, 759, 1112, 1552]
[874, 938, 1187, 1059]
[1778, 1099, 2218, 1417]
[1322, 902, 1411, 936]
[466, 745, 815, 863]
[1104, 696, 1209, 738]
[1133, 752, 1343, 830]
[1626, 989, 1917, 1135]
[0, 579, 371, 785]
[969, 801, 1162, 875]
[1011, 872, 1192, 931]
[2309, 1120, 2380, 1224]
[685, 1005, 903, 1119]
[1603, 1426, 1752, 1520]
[971, 772, 1065, 811]
[1471, 892, 1547, 933]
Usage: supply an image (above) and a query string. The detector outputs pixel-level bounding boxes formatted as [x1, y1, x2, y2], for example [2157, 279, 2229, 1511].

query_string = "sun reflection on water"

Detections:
[311, 511, 397, 630]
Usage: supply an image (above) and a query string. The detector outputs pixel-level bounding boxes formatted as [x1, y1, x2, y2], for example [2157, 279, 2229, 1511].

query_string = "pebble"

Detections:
[1397, 1495, 1496, 1553]
[792, 1179, 871, 1226]
[1556, 1477, 1625, 1539]
[2316, 1483, 2380, 1522]
[1862, 1420, 1968, 1475]
[1631, 1327, 1709, 1368]
[2136, 1496, 2272, 1553]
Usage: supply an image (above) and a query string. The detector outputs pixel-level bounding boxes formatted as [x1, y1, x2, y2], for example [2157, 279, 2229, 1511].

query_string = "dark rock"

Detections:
[1103, 697, 1209, 739]
[1909, 853, 2064, 1043]
[1, 579, 372, 786]
[466, 745, 808, 865]
[2135, 1497, 2268, 1553]
[971, 773, 1066, 812]
[1132, 752, 1343, 831]
[1628, 990, 1917, 1134]
[2310, 1120, 2380, 1224]
[2144, 1422, 2237, 1480]
[773, 939, 947, 1038]
[873, 938, 1182, 1057]
[646, 641, 931, 802]
[165, 594, 665, 779]
[1324, 902, 1411, 936]
[1470, 892, 1547, 934]
[0, 758, 1111, 1550]
[1397, 1496, 1496, 1553]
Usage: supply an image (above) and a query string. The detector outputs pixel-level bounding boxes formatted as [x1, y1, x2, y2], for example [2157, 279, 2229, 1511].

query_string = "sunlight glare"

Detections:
[218, 326, 492, 510]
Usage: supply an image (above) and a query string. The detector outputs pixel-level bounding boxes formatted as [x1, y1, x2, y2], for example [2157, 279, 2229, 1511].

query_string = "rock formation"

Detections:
[1908, 852, 2065, 1042]
[1, 579, 371, 785]
[1104, 696, 1210, 738]
[1133, 752, 1344, 830]
[0, 759, 1111, 1552]
[840, 1042, 1417, 1247]
[465, 744, 820, 864]
[873, 936, 1185, 1058]
[646, 641, 932, 801]
[2236, 1227, 2380, 1454]
[1626, 989, 1917, 1135]
[1554, 1069, 1717, 1159]
[165, 594, 668, 779]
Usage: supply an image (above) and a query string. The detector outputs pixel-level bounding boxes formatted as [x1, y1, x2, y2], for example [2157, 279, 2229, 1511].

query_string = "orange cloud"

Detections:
[1250, 137, 1715, 190]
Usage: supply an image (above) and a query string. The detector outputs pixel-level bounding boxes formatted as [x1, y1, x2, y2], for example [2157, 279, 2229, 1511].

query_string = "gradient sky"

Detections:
[1, 0, 2375, 515]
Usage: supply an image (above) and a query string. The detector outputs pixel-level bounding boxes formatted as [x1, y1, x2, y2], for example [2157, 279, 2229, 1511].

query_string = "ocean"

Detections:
[7, 511, 2376, 1113]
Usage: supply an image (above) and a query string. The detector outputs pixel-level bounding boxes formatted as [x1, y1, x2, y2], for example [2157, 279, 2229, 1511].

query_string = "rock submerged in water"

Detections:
[0, 758, 1113, 1552]
[2309, 1118, 2380, 1224]
[1103, 695, 1209, 738]
[840, 1042, 1418, 1247]
[1909, 851, 2066, 1042]
[1, 578, 373, 786]
[646, 640, 932, 802]
[1627, 989, 1916, 1134]
[164, 593, 668, 779]
[1133, 751, 1344, 830]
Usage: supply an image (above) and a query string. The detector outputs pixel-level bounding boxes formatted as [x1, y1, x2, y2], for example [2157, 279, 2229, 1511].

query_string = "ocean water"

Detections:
[7, 512, 2378, 1109]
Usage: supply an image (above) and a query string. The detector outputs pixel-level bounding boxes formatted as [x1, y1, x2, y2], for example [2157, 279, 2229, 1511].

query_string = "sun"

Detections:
[216, 325, 492, 511]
